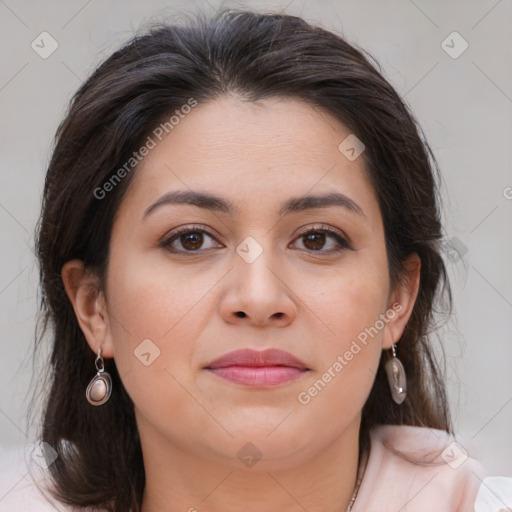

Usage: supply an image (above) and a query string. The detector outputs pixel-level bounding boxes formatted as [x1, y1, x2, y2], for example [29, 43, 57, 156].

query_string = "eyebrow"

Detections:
[143, 190, 366, 220]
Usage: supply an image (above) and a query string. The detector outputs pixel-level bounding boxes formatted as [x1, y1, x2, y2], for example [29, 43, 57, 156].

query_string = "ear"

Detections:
[382, 252, 421, 350]
[61, 259, 115, 358]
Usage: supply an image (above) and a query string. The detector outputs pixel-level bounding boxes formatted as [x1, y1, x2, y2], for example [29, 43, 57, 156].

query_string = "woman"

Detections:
[29, 8, 485, 512]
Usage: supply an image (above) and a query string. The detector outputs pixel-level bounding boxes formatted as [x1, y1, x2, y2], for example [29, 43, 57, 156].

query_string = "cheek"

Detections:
[104, 252, 222, 402]
[106, 249, 222, 341]
[305, 253, 389, 345]
[294, 273, 387, 425]
[104, 288, 200, 435]
[299, 257, 389, 397]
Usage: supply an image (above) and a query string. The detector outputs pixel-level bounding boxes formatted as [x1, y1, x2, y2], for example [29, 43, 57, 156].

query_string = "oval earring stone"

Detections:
[86, 372, 112, 406]
[385, 357, 407, 405]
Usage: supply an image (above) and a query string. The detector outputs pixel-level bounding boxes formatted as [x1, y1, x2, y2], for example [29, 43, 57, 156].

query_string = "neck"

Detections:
[139, 414, 362, 512]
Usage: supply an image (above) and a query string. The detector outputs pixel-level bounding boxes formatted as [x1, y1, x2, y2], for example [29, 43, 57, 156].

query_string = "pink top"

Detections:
[0, 424, 504, 512]
[353, 424, 483, 511]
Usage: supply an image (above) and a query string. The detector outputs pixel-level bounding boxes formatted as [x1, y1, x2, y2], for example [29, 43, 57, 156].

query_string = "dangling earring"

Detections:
[85, 347, 112, 406]
[385, 344, 407, 404]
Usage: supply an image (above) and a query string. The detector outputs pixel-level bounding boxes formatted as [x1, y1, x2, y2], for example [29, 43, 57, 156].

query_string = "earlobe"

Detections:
[61, 259, 115, 358]
[382, 252, 421, 350]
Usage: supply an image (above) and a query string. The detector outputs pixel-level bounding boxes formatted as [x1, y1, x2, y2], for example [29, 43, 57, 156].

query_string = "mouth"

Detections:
[204, 348, 310, 388]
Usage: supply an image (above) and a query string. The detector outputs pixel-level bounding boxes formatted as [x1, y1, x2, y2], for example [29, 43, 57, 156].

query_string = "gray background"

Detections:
[0, 0, 511, 497]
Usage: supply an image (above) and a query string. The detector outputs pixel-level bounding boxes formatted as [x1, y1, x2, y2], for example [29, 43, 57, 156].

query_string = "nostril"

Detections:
[235, 311, 246, 318]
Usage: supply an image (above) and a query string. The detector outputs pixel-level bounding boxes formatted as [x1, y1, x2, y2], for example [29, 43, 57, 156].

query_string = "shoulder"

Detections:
[0, 444, 107, 512]
[353, 424, 484, 512]
[0, 444, 61, 512]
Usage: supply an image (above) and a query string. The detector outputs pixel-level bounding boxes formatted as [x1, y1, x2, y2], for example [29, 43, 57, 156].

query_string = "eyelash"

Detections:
[160, 224, 352, 255]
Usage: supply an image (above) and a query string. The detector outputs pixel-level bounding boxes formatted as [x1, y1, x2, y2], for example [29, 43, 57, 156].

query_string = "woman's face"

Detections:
[77, 95, 419, 467]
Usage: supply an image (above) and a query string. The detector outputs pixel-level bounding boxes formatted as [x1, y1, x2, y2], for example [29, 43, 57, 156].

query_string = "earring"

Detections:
[85, 347, 112, 406]
[385, 344, 407, 405]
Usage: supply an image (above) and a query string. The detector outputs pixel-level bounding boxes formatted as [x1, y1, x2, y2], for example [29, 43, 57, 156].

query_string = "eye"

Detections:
[291, 225, 352, 253]
[160, 225, 222, 253]
[160, 224, 352, 255]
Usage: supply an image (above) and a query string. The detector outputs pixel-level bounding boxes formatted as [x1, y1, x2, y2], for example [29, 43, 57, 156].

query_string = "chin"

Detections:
[197, 423, 316, 466]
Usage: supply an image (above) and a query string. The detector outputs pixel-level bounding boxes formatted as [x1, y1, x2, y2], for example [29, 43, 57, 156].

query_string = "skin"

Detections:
[62, 95, 420, 512]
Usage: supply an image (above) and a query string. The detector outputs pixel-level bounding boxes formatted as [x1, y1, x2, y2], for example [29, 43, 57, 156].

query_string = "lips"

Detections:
[205, 348, 309, 370]
[204, 348, 309, 387]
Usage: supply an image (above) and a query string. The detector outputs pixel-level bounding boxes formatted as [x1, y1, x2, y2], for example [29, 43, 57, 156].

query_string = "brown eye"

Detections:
[179, 231, 204, 250]
[303, 232, 327, 250]
[292, 226, 352, 253]
[161, 226, 221, 253]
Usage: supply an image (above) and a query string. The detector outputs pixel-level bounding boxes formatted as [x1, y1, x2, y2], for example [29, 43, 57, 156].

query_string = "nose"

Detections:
[219, 245, 297, 328]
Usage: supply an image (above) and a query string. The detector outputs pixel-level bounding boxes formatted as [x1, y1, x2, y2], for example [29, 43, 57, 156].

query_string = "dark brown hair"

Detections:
[33, 8, 452, 512]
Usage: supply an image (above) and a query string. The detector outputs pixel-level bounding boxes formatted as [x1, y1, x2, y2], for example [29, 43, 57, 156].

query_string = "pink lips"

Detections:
[204, 348, 309, 387]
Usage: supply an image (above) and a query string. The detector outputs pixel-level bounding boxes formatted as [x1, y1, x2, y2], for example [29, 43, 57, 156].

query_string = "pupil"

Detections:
[182, 232, 203, 250]
[305, 232, 325, 250]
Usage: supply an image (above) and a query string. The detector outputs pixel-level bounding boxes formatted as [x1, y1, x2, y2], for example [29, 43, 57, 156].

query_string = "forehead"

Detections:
[146, 95, 354, 169]
[119, 95, 380, 225]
